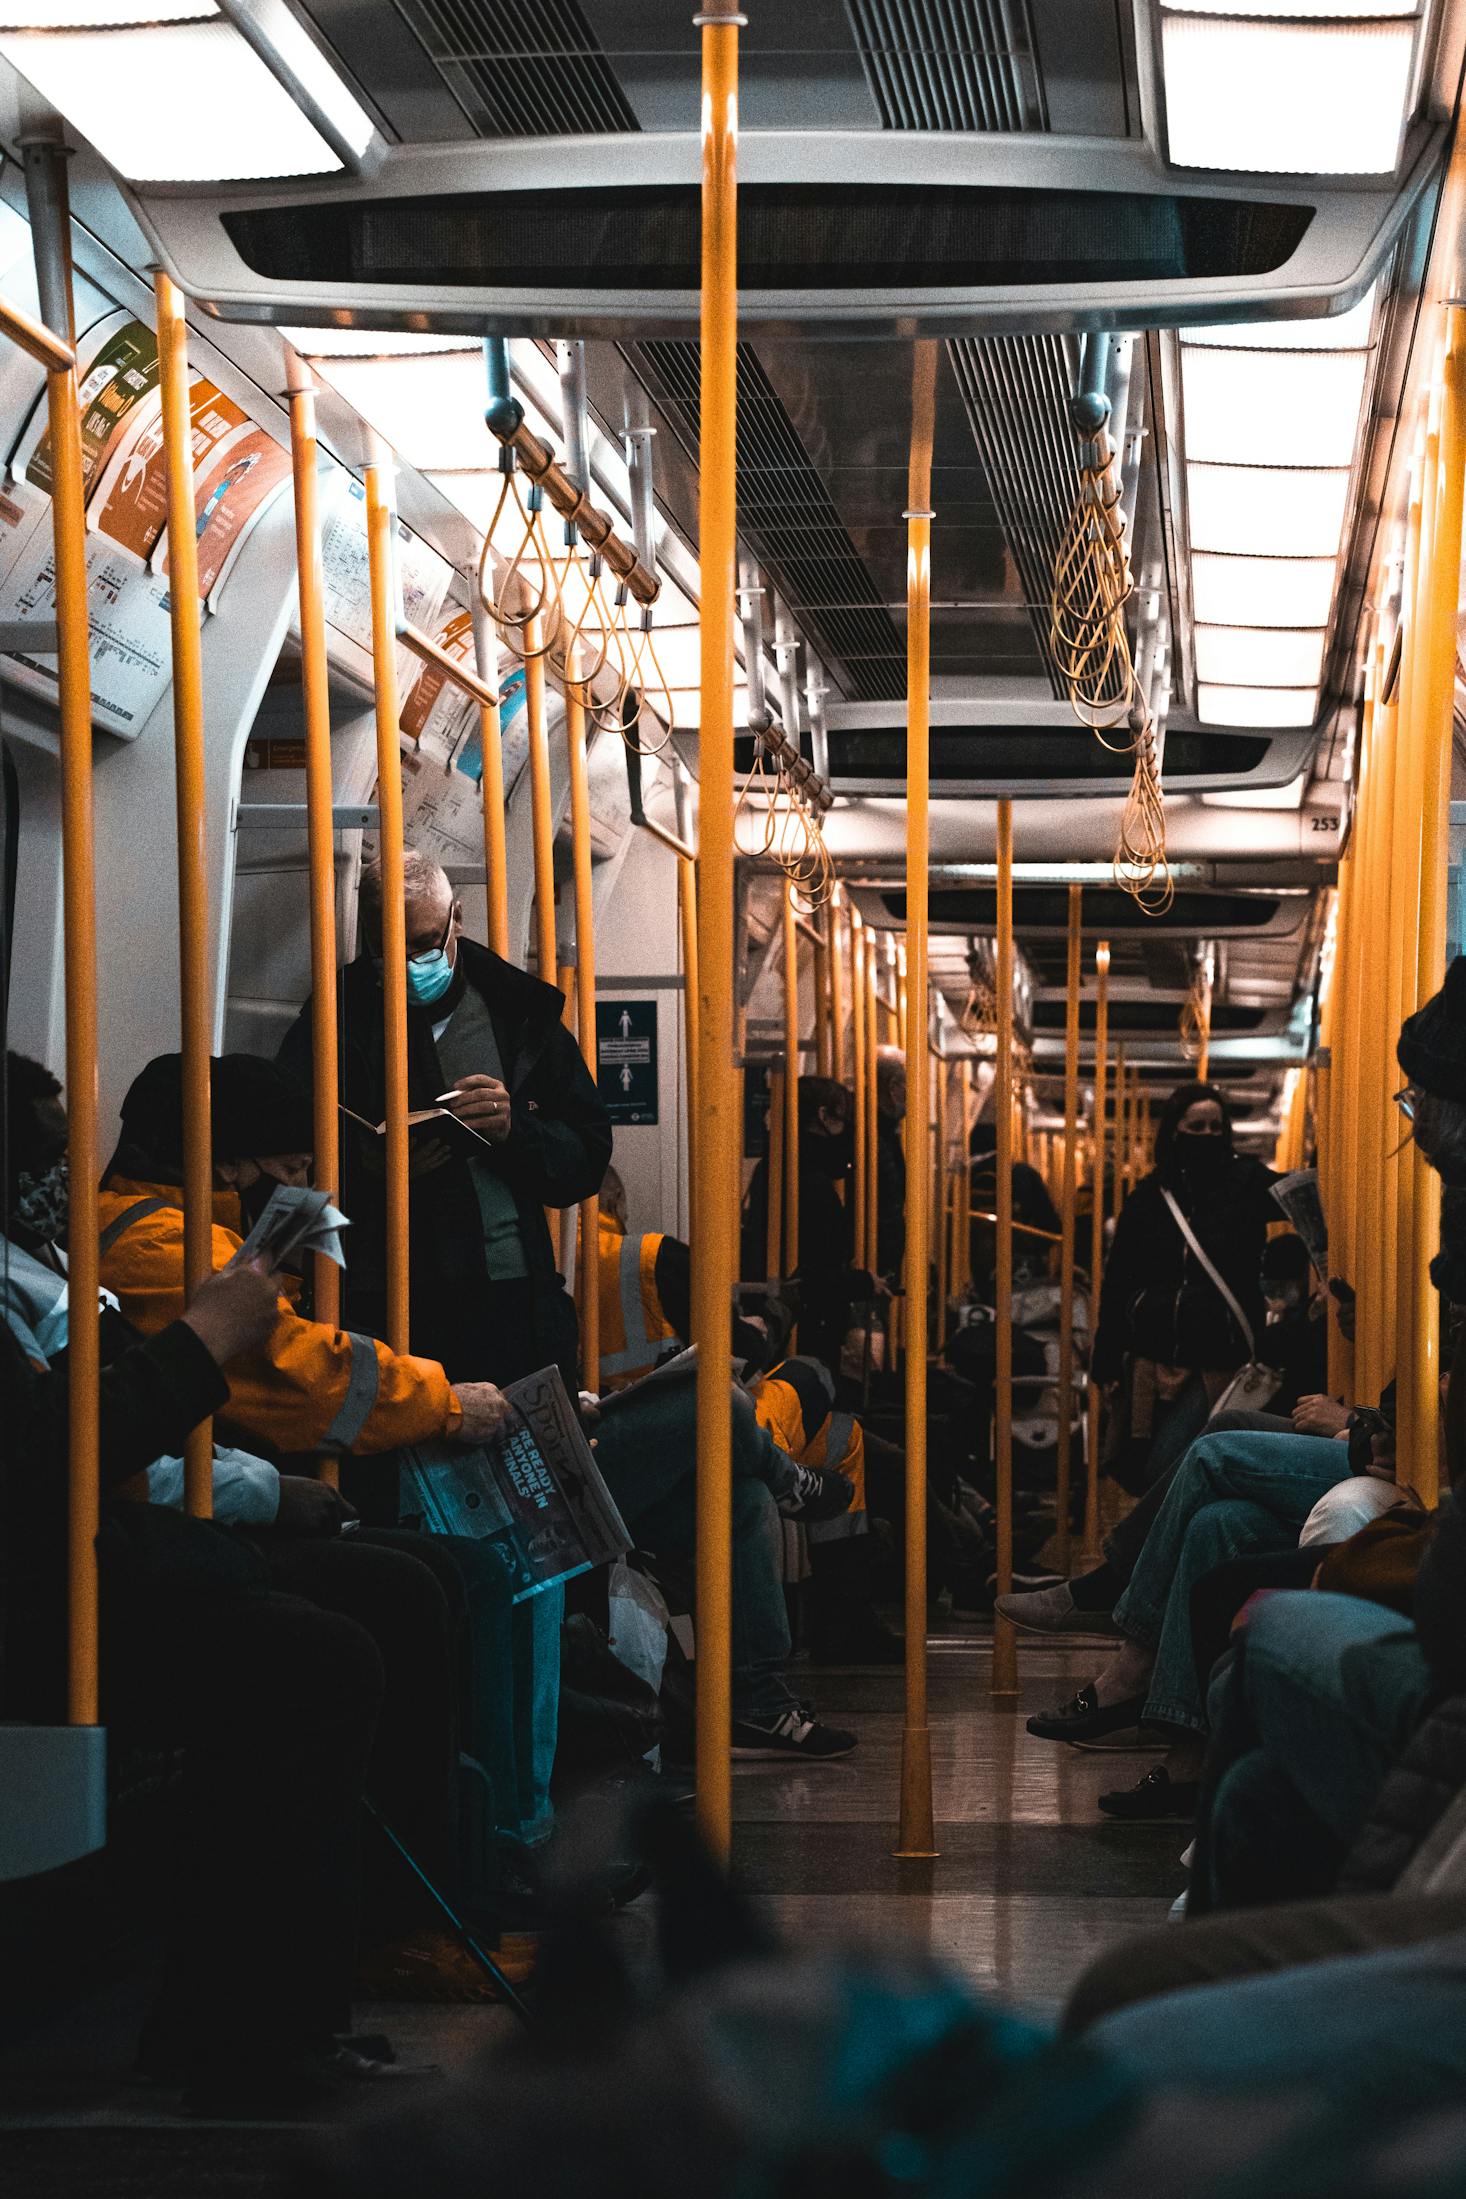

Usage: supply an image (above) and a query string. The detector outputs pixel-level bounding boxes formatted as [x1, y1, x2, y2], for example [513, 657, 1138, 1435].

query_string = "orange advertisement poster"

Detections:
[22, 312, 157, 503]
[159, 417, 292, 599]
[401, 602, 476, 744]
[91, 373, 248, 565]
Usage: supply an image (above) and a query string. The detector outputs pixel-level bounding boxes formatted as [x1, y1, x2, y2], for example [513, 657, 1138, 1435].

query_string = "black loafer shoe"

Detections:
[1025, 1684, 1150, 1743]
[1098, 1766, 1200, 1822]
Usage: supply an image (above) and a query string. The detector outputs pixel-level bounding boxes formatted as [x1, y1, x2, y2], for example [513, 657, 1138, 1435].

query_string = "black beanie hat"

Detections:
[1397, 957, 1466, 1101]
[120, 1053, 313, 1166]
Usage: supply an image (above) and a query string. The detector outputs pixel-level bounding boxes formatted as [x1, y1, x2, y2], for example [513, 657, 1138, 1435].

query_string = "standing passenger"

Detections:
[279, 846, 612, 1395]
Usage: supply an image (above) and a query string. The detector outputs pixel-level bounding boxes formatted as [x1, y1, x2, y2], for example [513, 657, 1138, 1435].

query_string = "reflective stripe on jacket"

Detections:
[752, 1355, 866, 1532]
[97, 1175, 462, 1456]
[597, 1219, 682, 1389]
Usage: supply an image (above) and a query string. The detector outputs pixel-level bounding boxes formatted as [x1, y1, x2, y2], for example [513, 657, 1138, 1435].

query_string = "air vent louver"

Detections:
[626, 340, 905, 704]
[391, 0, 638, 137]
[846, 0, 1047, 132]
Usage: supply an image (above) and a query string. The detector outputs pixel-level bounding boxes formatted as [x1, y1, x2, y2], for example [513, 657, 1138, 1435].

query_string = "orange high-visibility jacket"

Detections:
[596, 1216, 683, 1390]
[751, 1355, 866, 1527]
[98, 1175, 462, 1455]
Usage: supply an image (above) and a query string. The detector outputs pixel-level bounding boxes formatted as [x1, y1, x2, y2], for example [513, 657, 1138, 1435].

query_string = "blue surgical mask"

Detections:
[406, 948, 455, 1006]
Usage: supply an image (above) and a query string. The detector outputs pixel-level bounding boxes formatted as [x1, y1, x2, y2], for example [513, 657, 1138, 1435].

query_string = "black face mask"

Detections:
[808, 1122, 854, 1171]
[1174, 1130, 1229, 1179]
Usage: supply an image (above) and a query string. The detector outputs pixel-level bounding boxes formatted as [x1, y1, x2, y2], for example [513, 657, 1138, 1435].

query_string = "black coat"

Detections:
[1092, 1155, 1278, 1382]
[279, 938, 613, 1304]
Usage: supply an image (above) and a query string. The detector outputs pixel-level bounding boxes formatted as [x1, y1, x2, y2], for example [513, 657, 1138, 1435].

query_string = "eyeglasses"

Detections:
[1393, 1086, 1419, 1123]
[406, 909, 454, 966]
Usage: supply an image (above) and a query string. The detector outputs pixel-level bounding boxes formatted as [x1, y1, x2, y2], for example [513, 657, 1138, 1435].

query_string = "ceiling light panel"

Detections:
[0, 4, 374, 181]
[1190, 554, 1339, 626]
[0, 0, 210, 19]
[1160, 12, 1420, 176]
[1181, 343, 1370, 468]
[1193, 625, 1327, 685]
[1187, 465, 1351, 557]
[287, 328, 481, 357]
[1196, 683, 1318, 727]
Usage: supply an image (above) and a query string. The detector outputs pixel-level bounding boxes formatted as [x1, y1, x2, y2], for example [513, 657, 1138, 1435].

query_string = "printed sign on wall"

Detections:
[596, 999, 659, 1125]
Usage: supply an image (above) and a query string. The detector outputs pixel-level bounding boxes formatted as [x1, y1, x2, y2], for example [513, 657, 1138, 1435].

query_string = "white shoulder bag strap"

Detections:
[1160, 1185, 1257, 1362]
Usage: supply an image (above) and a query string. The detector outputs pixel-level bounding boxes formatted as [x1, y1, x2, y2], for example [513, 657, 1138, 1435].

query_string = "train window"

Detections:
[222, 182, 1314, 292]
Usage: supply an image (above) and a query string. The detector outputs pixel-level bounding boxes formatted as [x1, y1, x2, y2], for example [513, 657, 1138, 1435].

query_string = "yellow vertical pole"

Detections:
[782, 883, 800, 1278]
[765, 1067, 785, 1275]
[30, 150, 100, 1724]
[679, 854, 700, 1247]
[865, 952, 880, 1272]
[288, 382, 342, 1486]
[1055, 884, 1082, 1574]
[1082, 941, 1110, 1562]
[935, 1048, 950, 1326]
[566, 672, 600, 1393]
[814, 920, 834, 1078]
[155, 272, 215, 1519]
[897, 941, 909, 1052]
[897, 340, 937, 1852]
[1329, 849, 1359, 1400]
[830, 892, 847, 1085]
[365, 455, 411, 1354]
[1410, 320, 1466, 1498]
[992, 798, 1018, 1701]
[853, 911, 868, 1259]
[1394, 441, 1434, 1483]
[957, 1059, 974, 1294]
[1110, 1048, 1127, 1230]
[1197, 979, 1211, 1086]
[692, 0, 741, 1865]
[523, 625, 558, 986]
[470, 599, 512, 960]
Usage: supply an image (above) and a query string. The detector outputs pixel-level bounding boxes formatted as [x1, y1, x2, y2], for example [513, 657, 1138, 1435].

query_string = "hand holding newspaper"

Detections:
[229, 1183, 351, 1273]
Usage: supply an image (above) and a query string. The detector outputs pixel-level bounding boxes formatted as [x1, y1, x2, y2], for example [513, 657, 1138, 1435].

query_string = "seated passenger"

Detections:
[0, 1118, 402, 2114]
[279, 845, 612, 1395]
[598, 1166, 897, 1663]
[741, 1075, 872, 1370]
[5, 1054, 511, 1977]
[97, 1049, 509, 1462]
[588, 1378, 859, 1760]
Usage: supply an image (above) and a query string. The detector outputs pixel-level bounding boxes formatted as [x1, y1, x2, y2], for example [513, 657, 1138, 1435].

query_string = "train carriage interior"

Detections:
[5, 0, 1466, 2191]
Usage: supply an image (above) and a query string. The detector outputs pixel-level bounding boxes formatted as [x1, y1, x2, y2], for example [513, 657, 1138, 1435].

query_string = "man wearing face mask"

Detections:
[98, 1050, 510, 1460]
[279, 848, 612, 1400]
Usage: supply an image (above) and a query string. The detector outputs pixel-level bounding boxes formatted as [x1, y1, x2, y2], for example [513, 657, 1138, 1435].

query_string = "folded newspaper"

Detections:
[1270, 1167, 1328, 1282]
[400, 1364, 631, 1603]
[232, 1184, 350, 1272]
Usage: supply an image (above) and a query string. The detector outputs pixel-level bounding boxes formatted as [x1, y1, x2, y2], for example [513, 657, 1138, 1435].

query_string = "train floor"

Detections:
[0, 1628, 1184, 2192]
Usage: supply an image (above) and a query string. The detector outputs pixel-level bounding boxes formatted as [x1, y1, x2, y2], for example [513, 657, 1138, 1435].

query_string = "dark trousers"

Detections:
[106, 1580, 381, 2075]
[259, 1529, 464, 1922]
[1187, 1544, 1320, 1720]
[1103, 1408, 1296, 1584]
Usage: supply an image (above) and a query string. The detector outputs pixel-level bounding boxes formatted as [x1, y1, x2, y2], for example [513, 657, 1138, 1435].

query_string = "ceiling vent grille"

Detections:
[845, 0, 1047, 133]
[626, 340, 906, 704]
[390, 0, 639, 137]
[946, 334, 1083, 699]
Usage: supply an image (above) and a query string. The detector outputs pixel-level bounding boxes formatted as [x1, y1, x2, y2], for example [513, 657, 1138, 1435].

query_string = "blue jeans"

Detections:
[591, 1385, 799, 1721]
[1113, 1430, 1349, 1732]
[1093, 1927, 1466, 2108]
[1196, 1590, 1434, 1910]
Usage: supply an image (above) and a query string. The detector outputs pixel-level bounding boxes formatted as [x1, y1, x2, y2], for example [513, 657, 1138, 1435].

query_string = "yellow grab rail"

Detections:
[992, 798, 1018, 1701]
[565, 670, 600, 1393]
[897, 338, 937, 1855]
[1055, 883, 1082, 1573]
[782, 882, 800, 1282]
[1082, 940, 1110, 1562]
[692, 0, 741, 1865]
[155, 271, 215, 1518]
[26, 149, 101, 1725]
[364, 456, 412, 1354]
[287, 383, 343, 1483]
